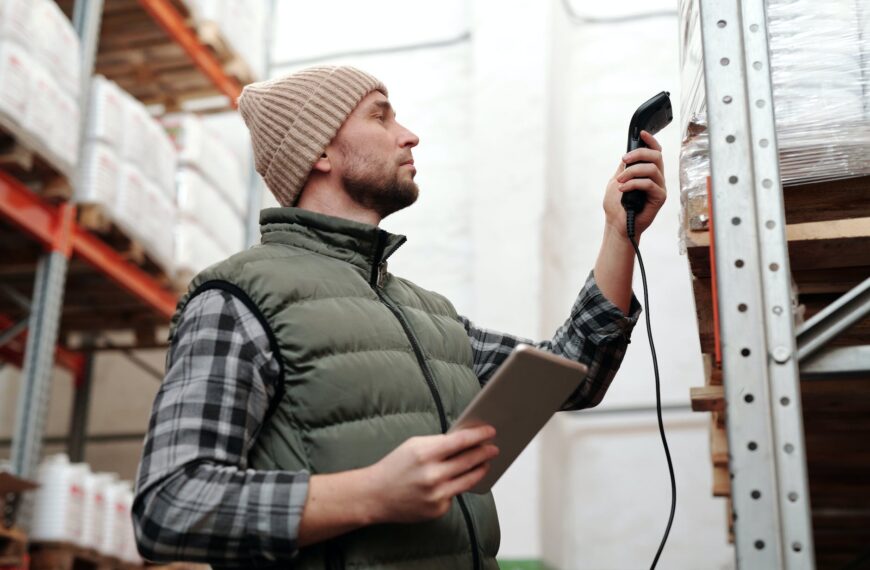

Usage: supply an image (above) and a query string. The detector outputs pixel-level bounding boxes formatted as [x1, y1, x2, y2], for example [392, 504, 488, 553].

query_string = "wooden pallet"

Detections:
[685, 175, 870, 567]
[0, 525, 27, 568]
[29, 542, 115, 570]
[0, 112, 74, 202]
[56, 0, 252, 110]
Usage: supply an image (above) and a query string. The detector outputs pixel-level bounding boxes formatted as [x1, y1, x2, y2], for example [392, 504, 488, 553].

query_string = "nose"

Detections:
[398, 122, 419, 149]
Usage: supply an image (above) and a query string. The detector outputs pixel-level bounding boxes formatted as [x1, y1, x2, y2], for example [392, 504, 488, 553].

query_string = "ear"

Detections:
[311, 151, 331, 174]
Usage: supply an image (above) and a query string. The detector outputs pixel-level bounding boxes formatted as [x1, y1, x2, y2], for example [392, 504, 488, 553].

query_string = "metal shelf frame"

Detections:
[1, 0, 251, 486]
[698, 0, 870, 567]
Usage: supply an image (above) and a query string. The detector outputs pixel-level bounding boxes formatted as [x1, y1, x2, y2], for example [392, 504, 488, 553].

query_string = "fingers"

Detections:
[438, 444, 499, 481]
[432, 426, 496, 461]
[623, 148, 663, 168]
[441, 462, 491, 498]
[640, 130, 662, 151]
[616, 178, 667, 203]
[616, 163, 663, 187]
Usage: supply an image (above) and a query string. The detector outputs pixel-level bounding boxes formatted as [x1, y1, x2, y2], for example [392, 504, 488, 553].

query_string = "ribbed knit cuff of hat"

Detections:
[238, 66, 388, 207]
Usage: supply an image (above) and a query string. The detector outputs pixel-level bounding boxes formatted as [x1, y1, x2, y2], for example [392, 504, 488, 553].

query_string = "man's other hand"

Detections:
[365, 425, 499, 523]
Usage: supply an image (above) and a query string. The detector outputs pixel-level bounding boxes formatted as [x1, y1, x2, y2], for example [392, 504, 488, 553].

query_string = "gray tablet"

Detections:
[448, 344, 589, 494]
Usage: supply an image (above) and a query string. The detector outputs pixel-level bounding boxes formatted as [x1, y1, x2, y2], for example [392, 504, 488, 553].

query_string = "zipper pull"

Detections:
[377, 261, 388, 288]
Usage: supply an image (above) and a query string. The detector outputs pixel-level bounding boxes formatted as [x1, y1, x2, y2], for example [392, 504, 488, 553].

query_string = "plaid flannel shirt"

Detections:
[133, 270, 640, 567]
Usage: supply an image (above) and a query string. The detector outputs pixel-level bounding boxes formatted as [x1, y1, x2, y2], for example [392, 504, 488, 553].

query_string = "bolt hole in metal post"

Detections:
[729, 175, 739, 184]
[741, 348, 751, 357]
[781, 397, 790, 406]
[788, 492, 799, 502]
[723, 95, 733, 104]
[755, 540, 765, 550]
[721, 57, 730, 66]
[793, 542, 803, 552]
[726, 134, 735, 143]
[784, 443, 795, 454]
[732, 216, 741, 225]
[718, 19, 727, 27]
[765, 220, 775, 229]
[760, 138, 769, 147]
[744, 394, 754, 403]
[769, 262, 780, 272]
[748, 441, 758, 451]
[735, 259, 744, 268]
[751, 490, 762, 500]
[738, 303, 748, 312]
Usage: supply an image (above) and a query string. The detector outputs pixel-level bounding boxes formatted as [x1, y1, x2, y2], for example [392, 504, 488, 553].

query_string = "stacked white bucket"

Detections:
[161, 113, 248, 277]
[0, 0, 81, 170]
[29, 454, 142, 564]
[78, 76, 178, 272]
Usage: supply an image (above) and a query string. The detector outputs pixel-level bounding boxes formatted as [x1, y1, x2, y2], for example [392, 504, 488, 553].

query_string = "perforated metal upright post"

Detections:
[9, 0, 104, 484]
[10, 251, 70, 479]
[698, 0, 815, 567]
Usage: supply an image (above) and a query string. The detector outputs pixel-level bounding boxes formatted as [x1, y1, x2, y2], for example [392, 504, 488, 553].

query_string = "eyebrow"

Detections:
[370, 100, 394, 116]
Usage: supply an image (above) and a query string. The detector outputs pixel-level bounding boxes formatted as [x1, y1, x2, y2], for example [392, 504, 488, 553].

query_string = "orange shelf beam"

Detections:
[0, 172, 177, 320]
[0, 314, 87, 380]
[137, 0, 243, 107]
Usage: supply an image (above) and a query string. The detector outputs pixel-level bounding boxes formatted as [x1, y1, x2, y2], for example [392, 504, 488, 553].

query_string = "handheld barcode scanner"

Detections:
[621, 91, 673, 237]
[619, 91, 676, 570]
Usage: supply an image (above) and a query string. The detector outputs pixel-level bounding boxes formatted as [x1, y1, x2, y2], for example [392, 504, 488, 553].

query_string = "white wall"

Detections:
[539, 0, 734, 567]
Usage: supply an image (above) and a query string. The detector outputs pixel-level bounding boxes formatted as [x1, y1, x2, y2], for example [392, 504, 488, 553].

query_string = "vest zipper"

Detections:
[369, 232, 482, 570]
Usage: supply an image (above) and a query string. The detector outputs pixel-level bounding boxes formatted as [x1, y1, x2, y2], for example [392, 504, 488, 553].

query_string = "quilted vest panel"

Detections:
[169, 208, 500, 570]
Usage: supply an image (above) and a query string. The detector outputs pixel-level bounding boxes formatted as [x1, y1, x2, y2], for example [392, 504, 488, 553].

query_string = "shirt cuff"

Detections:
[571, 270, 642, 344]
[247, 469, 310, 563]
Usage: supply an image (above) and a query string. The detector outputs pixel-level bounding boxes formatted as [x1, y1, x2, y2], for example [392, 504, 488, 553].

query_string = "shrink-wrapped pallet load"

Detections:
[679, 0, 870, 237]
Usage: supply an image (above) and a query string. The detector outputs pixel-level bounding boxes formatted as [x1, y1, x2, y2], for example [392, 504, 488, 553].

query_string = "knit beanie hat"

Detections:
[237, 66, 388, 206]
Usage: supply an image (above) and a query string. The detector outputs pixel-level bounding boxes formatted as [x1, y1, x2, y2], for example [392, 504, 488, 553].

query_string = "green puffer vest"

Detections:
[169, 208, 500, 570]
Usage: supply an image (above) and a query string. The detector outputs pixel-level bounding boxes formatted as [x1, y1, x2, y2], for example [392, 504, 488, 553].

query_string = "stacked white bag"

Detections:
[161, 112, 248, 277]
[78, 76, 178, 272]
[0, 0, 81, 170]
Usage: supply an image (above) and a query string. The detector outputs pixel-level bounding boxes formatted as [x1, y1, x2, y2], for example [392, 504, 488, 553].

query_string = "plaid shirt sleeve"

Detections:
[132, 289, 309, 568]
[459, 270, 642, 410]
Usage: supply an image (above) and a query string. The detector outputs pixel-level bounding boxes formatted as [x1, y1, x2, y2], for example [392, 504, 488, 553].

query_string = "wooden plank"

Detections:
[710, 414, 729, 467]
[685, 217, 870, 280]
[0, 525, 27, 567]
[713, 464, 731, 497]
[684, 175, 870, 230]
[691, 385, 724, 412]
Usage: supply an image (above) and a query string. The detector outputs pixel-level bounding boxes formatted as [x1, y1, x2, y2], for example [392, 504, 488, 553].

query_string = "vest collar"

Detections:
[259, 207, 407, 281]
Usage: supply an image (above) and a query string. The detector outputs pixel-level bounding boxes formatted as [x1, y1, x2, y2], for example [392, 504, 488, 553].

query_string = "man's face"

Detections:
[328, 91, 420, 218]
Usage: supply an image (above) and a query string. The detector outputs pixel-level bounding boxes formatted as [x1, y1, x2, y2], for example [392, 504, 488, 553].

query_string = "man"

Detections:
[133, 66, 666, 569]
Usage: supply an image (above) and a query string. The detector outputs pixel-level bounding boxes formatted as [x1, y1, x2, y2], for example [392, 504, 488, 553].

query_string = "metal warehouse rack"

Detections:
[687, 0, 870, 568]
[0, 0, 247, 494]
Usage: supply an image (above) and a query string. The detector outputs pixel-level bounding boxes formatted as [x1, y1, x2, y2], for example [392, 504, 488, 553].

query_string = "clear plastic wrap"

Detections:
[679, 0, 870, 233]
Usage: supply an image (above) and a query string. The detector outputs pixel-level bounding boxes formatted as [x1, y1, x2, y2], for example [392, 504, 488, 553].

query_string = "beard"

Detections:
[339, 144, 419, 219]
